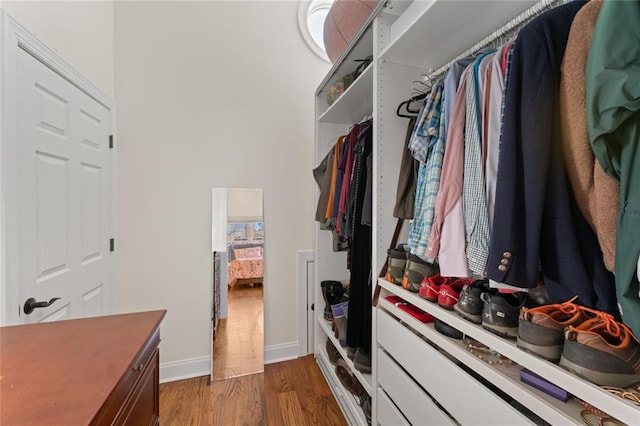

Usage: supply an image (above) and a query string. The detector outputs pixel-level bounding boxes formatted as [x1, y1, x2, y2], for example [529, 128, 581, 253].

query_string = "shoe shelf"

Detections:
[378, 278, 640, 425]
[316, 344, 368, 426]
[318, 317, 373, 396]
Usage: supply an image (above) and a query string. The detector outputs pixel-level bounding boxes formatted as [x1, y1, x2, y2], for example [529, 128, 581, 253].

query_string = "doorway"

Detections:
[211, 188, 264, 381]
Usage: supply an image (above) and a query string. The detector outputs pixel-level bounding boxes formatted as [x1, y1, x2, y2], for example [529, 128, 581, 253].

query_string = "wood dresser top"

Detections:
[0, 310, 166, 425]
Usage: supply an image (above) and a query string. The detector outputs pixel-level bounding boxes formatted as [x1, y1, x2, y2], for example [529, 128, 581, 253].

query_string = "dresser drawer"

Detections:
[377, 388, 410, 426]
[378, 349, 455, 425]
[93, 328, 161, 425]
[377, 308, 532, 424]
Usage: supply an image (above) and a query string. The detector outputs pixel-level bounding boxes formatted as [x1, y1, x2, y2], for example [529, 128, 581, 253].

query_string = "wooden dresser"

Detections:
[0, 310, 166, 425]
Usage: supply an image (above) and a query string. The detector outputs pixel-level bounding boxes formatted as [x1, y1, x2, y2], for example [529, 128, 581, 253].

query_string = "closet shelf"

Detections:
[379, 298, 584, 425]
[378, 278, 640, 425]
[317, 64, 373, 125]
[318, 318, 373, 395]
[379, 0, 538, 70]
[316, 346, 368, 426]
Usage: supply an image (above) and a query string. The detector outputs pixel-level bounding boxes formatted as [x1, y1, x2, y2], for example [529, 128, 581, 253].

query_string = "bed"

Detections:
[227, 243, 263, 289]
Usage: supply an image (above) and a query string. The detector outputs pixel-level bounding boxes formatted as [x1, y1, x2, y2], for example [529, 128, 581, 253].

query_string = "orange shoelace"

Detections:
[592, 312, 640, 344]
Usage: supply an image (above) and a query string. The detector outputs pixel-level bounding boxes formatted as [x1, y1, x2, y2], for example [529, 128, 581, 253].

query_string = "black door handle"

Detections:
[23, 297, 61, 314]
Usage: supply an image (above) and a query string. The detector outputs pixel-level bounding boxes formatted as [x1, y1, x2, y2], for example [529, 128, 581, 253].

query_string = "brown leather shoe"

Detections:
[336, 365, 364, 396]
[326, 339, 342, 366]
[559, 313, 640, 387]
[517, 297, 599, 362]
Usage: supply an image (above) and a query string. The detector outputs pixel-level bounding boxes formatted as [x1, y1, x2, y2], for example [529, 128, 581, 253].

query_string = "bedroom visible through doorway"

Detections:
[211, 188, 264, 381]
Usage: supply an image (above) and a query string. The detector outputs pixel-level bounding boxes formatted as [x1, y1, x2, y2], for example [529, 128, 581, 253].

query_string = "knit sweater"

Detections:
[559, 0, 618, 272]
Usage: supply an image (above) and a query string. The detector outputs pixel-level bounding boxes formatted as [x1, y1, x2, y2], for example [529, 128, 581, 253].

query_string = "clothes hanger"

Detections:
[396, 92, 427, 118]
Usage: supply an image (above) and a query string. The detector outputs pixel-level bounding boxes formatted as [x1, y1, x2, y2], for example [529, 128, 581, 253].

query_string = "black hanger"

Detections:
[396, 92, 427, 118]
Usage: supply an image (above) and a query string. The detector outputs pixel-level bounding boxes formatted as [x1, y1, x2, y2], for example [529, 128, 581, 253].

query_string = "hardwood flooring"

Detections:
[213, 285, 264, 381]
[159, 355, 347, 426]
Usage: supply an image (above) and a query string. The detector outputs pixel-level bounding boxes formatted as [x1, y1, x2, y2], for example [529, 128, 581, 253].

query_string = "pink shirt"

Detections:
[425, 67, 471, 278]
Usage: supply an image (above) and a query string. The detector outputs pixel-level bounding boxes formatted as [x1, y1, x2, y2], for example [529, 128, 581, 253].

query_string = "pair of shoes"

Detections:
[481, 290, 528, 339]
[321, 280, 344, 320]
[402, 254, 439, 293]
[559, 312, 640, 387]
[454, 279, 489, 324]
[353, 348, 371, 374]
[418, 273, 456, 302]
[438, 278, 472, 310]
[386, 245, 409, 286]
[517, 297, 599, 362]
[336, 365, 364, 396]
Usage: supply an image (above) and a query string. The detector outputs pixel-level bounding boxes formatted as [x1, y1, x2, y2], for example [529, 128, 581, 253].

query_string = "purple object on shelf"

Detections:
[520, 369, 571, 402]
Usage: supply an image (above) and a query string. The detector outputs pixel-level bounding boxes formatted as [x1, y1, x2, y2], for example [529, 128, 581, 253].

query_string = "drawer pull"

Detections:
[131, 364, 144, 372]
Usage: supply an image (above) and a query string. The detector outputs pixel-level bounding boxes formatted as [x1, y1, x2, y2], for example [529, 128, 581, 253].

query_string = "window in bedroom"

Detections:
[298, 0, 335, 62]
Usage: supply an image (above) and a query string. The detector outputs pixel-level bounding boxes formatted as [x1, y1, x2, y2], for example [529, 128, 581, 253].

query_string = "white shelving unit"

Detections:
[378, 279, 640, 425]
[313, 0, 640, 424]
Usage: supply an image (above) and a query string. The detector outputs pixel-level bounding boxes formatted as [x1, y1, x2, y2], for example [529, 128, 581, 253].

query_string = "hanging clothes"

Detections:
[346, 121, 373, 355]
[560, 0, 618, 273]
[587, 0, 640, 332]
[407, 79, 446, 261]
[393, 117, 419, 219]
[463, 52, 494, 276]
[487, 0, 618, 316]
[426, 68, 471, 278]
[314, 148, 335, 225]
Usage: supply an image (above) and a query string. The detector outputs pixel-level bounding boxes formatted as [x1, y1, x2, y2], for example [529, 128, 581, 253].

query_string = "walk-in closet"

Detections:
[313, 0, 640, 424]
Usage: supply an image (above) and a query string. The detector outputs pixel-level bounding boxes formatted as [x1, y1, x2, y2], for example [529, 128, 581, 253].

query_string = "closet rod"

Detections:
[423, 0, 563, 83]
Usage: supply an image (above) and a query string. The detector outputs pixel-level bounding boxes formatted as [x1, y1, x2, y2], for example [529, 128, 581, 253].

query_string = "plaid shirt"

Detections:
[463, 55, 492, 275]
[408, 79, 446, 259]
[409, 81, 444, 163]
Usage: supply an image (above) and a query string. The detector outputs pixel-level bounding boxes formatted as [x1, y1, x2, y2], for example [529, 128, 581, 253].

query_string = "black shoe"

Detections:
[434, 318, 463, 339]
[481, 290, 528, 339]
[321, 280, 344, 320]
[454, 279, 489, 324]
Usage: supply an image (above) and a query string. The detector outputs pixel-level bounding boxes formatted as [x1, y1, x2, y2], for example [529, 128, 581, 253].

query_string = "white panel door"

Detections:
[16, 47, 111, 323]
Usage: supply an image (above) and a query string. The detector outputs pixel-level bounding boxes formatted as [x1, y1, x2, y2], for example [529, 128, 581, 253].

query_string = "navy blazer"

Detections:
[487, 1, 618, 315]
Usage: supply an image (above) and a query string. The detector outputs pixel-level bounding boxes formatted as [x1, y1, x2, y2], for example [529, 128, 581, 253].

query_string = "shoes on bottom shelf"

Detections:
[326, 339, 342, 366]
[359, 393, 372, 425]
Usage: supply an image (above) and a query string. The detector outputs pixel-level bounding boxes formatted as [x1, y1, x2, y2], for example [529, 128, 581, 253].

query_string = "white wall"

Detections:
[114, 1, 329, 368]
[1, 1, 114, 98]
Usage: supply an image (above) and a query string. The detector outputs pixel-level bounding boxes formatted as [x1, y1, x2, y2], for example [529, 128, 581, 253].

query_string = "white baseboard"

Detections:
[264, 341, 299, 365]
[159, 356, 210, 384]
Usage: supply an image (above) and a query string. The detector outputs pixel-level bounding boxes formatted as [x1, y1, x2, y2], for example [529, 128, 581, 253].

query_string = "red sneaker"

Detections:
[419, 273, 453, 302]
[438, 279, 472, 310]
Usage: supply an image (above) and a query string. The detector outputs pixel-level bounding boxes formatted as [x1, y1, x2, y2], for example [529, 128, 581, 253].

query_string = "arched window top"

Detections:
[298, 0, 335, 62]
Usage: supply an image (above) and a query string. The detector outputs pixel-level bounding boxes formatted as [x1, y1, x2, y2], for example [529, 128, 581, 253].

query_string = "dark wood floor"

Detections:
[160, 355, 347, 425]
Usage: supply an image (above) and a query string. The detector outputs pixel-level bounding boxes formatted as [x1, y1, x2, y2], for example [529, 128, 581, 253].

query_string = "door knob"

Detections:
[23, 297, 61, 314]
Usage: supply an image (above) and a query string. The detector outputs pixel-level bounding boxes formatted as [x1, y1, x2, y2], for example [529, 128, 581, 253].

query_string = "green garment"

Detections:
[587, 0, 640, 336]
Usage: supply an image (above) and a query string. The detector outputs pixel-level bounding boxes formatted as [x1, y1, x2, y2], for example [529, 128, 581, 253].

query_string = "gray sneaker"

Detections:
[454, 279, 489, 324]
[559, 313, 640, 387]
